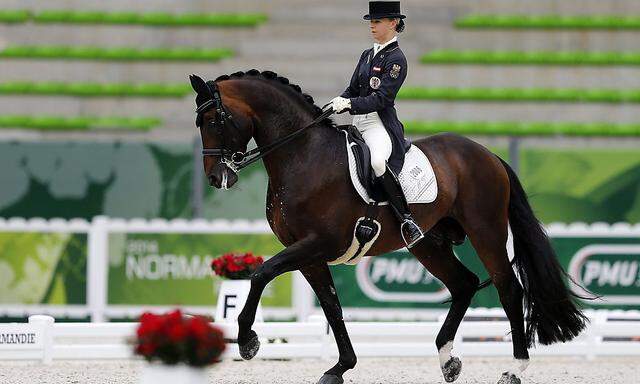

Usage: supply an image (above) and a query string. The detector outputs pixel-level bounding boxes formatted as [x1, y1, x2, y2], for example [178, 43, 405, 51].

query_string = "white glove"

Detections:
[330, 96, 351, 113]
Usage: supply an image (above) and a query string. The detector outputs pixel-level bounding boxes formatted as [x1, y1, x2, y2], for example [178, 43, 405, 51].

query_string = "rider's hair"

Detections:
[214, 70, 335, 127]
[395, 18, 405, 33]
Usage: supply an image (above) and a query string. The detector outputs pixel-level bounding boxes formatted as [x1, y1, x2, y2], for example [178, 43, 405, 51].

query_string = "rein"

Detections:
[196, 81, 334, 173]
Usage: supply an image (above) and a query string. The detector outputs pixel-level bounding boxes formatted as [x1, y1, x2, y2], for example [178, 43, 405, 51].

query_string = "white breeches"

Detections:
[353, 112, 392, 177]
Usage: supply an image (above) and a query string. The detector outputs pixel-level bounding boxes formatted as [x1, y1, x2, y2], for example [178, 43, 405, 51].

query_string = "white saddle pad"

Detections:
[343, 130, 438, 205]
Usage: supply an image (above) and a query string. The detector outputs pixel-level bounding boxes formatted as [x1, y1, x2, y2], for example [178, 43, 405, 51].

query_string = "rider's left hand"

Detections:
[330, 96, 351, 114]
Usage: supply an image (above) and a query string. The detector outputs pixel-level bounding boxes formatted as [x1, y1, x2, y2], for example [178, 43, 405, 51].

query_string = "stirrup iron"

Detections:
[401, 218, 424, 248]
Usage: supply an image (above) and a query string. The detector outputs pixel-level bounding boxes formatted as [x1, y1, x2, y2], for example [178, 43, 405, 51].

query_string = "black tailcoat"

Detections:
[341, 40, 408, 174]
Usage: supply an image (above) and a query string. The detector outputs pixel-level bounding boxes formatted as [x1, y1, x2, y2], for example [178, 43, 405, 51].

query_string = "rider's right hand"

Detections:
[330, 96, 351, 114]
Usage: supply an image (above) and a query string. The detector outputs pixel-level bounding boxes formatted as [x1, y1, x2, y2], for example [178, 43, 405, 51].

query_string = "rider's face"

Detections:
[370, 18, 397, 44]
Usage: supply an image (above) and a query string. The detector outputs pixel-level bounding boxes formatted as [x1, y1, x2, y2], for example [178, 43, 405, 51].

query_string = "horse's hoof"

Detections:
[442, 356, 462, 382]
[497, 372, 521, 384]
[238, 331, 260, 360]
[317, 374, 344, 384]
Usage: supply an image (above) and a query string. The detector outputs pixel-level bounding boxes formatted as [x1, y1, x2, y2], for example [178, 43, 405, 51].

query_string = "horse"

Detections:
[189, 70, 588, 384]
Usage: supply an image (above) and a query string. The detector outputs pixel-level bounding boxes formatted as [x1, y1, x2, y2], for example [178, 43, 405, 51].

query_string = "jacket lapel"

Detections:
[372, 41, 399, 62]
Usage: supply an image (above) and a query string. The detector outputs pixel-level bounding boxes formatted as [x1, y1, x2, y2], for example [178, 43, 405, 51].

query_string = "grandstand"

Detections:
[0, 0, 639, 138]
[0, 0, 639, 222]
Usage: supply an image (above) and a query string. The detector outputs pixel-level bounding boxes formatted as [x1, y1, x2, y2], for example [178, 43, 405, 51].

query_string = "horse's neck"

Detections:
[254, 114, 340, 188]
[233, 79, 342, 189]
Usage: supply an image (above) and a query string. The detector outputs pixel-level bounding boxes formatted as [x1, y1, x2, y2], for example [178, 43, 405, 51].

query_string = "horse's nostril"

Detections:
[208, 174, 217, 186]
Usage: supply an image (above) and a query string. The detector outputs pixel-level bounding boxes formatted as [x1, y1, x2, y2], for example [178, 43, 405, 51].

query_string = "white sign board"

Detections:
[0, 324, 44, 350]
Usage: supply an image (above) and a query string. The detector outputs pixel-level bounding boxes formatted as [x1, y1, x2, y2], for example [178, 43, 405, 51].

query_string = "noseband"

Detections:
[195, 81, 334, 174]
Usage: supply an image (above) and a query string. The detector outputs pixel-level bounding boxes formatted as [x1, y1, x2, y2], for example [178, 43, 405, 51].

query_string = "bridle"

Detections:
[195, 80, 334, 174]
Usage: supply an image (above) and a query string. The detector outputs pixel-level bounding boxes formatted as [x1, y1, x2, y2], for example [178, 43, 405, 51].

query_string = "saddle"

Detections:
[331, 125, 439, 265]
[338, 125, 411, 202]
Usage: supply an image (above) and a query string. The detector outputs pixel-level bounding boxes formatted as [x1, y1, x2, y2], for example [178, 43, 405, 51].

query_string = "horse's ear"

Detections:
[189, 74, 207, 94]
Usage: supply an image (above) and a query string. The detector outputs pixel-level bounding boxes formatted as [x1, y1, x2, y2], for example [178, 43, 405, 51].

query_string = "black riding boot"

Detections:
[378, 169, 425, 248]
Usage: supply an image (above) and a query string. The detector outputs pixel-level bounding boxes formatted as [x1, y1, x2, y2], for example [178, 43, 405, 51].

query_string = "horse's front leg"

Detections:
[237, 235, 322, 359]
[301, 263, 356, 384]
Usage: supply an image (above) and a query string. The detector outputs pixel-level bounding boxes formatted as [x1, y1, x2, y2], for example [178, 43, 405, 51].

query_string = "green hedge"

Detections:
[0, 82, 191, 97]
[0, 46, 234, 62]
[0, 9, 268, 27]
[456, 14, 640, 30]
[398, 87, 640, 103]
[403, 121, 640, 137]
[0, 115, 161, 131]
[421, 50, 640, 66]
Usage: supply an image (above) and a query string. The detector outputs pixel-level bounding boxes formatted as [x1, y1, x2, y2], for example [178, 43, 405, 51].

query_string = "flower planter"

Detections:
[214, 279, 263, 323]
[139, 364, 207, 384]
[134, 310, 226, 373]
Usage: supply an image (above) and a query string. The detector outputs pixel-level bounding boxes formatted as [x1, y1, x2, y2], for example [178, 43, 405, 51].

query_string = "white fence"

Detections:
[0, 216, 310, 322]
[1, 310, 639, 363]
[2, 217, 640, 323]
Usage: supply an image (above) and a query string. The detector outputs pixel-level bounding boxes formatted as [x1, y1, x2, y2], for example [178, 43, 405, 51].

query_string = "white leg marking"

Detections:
[518, 358, 530, 373]
[438, 340, 454, 367]
[506, 358, 530, 376]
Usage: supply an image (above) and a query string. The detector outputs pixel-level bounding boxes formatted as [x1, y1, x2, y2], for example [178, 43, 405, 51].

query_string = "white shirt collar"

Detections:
[374, 36, 397, 56]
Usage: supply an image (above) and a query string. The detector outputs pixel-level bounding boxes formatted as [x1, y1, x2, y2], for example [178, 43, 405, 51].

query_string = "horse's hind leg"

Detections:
[301, 263, 356, 384]
[465, 221, 529, 384]
[409, 239, 479, 383]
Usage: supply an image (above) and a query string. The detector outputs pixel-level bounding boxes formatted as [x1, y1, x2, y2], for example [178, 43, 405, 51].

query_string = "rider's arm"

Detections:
[340, 50, 367, 99]
[348, 55, 407, 115]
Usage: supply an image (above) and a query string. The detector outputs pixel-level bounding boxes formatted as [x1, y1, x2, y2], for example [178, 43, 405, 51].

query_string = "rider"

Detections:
[330, 1, 424, 248]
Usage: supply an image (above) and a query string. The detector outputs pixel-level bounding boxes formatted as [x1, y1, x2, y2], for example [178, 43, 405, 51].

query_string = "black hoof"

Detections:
[317, 374, 344, 384]
[497, 372, 521, 384]
[442, 356, 462, 383]
[238, 330, 260, 360]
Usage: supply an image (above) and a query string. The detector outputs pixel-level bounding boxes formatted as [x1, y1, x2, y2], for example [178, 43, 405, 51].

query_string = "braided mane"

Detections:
[214, 69, 336, 127]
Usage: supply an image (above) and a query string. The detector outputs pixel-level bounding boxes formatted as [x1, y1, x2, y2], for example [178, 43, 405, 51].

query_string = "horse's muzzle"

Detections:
[208, 163, 238, 190]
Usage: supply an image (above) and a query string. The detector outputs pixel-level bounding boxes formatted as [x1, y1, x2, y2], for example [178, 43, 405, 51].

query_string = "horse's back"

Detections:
[410, 132, 509, 209]
[412, 132, 504, 174]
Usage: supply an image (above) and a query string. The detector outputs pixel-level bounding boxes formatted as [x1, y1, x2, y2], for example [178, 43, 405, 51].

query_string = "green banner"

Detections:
[0, 232, 87, 305]
[107, 233, 290, 307]
[329, 235, 640, 310]
[1, 142, 639, 224]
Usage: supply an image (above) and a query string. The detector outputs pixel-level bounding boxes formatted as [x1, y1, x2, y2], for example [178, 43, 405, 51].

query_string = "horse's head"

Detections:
[189, 74, 254, 189]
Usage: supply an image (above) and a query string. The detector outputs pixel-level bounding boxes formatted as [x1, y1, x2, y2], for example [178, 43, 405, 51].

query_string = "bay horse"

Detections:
[189, 70, 587, 384]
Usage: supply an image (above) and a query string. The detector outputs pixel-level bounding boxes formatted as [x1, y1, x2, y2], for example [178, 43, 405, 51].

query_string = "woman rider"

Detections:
[330, 1, 424, 248]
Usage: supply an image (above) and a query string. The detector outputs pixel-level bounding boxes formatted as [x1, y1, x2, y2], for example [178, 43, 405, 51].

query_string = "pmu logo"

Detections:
[355, 252, 450, 302]
[568, 245, 640, 305]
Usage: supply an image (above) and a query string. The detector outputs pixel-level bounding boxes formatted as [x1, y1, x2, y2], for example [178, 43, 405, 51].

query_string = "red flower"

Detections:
[136, 342, 157, 356]
[168, 323, 187, 342]
[187, 316, 210, 340]
[134, 310, 226, 367]
[137, 312, 162, 338]
[243, 255, 256, 265]
[210, 252, 264, 279]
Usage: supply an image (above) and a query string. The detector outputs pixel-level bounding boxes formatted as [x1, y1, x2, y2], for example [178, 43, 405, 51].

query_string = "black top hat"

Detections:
[363, 1, 406, 20]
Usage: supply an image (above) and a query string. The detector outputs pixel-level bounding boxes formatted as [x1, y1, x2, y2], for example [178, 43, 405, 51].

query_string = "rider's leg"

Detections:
[377, 167, 424, 247]
[358, 117, 424, 247]
[360, 118, 392, 178]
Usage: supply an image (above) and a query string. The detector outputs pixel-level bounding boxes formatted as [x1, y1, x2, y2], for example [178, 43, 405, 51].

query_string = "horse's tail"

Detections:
[499, 158, 589, 347]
